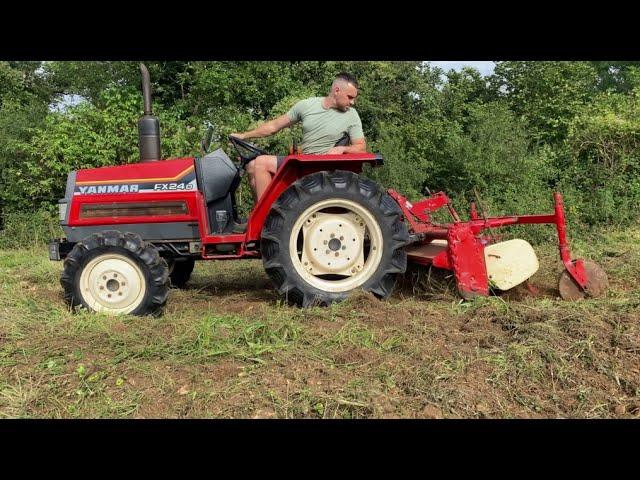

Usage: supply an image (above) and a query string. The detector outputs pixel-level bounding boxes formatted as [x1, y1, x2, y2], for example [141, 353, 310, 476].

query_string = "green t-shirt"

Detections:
[287, 97, 364, 154]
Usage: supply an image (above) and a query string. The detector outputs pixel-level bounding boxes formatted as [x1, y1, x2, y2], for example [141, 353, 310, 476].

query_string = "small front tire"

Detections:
[60, 231, 170, 316]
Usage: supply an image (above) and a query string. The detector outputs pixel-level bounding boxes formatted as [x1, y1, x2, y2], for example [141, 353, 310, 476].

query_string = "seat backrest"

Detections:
[334, 132, 350, 147]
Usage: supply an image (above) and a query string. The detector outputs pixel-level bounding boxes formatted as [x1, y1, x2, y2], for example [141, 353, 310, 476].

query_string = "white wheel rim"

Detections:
[79, 253, 147, 315]
[289, 198, 384, 293]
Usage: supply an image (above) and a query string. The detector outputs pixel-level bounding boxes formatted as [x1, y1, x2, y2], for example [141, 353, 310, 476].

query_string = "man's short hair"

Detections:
[334, 72, 360, 90]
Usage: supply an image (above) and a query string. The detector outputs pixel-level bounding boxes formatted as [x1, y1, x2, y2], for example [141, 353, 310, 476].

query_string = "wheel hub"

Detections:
[80, 254, 146, 314]
[91, 268, 133, 304]
[300, 212, 366, 276]
[288, 197, 385, 294]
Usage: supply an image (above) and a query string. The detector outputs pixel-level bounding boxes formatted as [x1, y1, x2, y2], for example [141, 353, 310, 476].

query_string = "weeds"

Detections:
[1, 226, 639, 418]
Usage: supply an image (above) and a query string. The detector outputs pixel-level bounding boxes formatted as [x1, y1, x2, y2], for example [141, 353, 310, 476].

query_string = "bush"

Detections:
[562, 91, 640, 226]
[0, 209, 62, 249]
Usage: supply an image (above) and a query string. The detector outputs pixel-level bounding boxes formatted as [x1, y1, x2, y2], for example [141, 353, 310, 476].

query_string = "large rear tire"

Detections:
[261, 170, 409, 307]
[60, 231, 170, 316]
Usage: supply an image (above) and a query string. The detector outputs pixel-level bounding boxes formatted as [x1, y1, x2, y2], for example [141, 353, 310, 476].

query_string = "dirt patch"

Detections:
[131, 359, 245, 418]
[2, 243, 640, 418]
[31, 287, 66, 306]
[331, 347, 380, 367]
[419, 404, 444, 419]
[342, 290, 383, 309]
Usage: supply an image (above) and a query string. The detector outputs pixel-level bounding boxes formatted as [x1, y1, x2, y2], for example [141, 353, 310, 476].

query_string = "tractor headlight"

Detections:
[59, 202, 68, 222]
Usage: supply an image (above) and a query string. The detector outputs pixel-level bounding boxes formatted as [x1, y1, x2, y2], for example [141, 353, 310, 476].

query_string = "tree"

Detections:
[490, 61, 599, 144]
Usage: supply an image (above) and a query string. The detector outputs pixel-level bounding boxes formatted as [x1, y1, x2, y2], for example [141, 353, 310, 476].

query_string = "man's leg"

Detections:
[245, 159, 258, 203]
[247, 155, 278, 202]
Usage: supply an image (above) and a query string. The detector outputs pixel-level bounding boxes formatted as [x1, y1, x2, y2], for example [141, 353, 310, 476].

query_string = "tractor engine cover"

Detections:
[484, 239, 539, 291]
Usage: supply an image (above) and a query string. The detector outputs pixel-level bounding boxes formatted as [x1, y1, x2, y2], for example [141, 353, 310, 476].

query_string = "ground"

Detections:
[0, 228, 638, 418]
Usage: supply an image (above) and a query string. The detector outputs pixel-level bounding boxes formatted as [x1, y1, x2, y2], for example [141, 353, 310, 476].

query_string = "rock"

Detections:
[614, 404, 626, 415]
[421, 404, 443, 419]
[476, 403, 491, 418]
[252, 409, 276, 419]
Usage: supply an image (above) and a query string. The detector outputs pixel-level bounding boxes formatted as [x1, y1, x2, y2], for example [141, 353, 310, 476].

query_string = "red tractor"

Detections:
[49, 65, 609, 316]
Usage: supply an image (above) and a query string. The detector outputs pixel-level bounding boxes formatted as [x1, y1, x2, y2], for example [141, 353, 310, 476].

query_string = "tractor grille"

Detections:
[79, 201, 188, 218]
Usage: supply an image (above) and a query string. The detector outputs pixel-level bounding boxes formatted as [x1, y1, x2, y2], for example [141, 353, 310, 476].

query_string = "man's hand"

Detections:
[326, 139, 367, 155]
[230, 133, 245, 140]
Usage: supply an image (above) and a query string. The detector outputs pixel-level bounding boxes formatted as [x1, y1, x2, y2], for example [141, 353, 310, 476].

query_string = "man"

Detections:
[231, 72, 366, 204]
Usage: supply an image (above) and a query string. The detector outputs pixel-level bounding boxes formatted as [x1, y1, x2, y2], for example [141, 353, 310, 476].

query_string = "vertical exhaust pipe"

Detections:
[138, 63, 161, 162]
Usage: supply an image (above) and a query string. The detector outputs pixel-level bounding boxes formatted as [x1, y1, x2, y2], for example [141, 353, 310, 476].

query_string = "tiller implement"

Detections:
[48, 65, 608, 316]
[389, 190, 608, 301]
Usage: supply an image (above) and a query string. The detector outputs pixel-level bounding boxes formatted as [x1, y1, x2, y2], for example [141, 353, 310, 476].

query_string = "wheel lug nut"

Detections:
[330, 233, 335, 238]
[107, 294, 112, 298]
[113, 273, 118, 278]
[340, 236, 344, 240]
[335, 252, 339, 257]
[326, 250, 330, 255]
[341, 246, 346, 250]
[323, 240, 328, 245]
[103, 276, 107, 280]
[99, 286, 104, 290]
[118, 292, 123, 296]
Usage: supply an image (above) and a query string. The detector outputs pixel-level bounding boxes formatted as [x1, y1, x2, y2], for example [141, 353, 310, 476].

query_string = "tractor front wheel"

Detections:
[60, 231, 170, 316]
[261, 171, 409, 307]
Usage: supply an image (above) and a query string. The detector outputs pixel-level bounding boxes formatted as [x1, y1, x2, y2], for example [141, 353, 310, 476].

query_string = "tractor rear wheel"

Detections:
[261, 170, 409, 307]
[60, 230, 170, 316]
[167, 258, 195, 288]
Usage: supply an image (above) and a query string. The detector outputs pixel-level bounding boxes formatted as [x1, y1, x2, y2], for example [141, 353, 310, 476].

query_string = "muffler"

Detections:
[138, 63, 161, 162]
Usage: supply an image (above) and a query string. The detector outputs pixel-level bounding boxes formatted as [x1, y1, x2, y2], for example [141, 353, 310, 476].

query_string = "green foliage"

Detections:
[491, 61, 599, 144]
[561, 90, 640, 225]
[0, 60, 638, 233]
[1, 87, 202, 213]
[0, 62, 54, 226]
[590, 62, 640, 93]
[0, 209, 62, 249]
[436, 101, 555, 213]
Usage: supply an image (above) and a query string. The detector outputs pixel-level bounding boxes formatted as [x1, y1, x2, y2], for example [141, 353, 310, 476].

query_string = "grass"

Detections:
[0, 226, 639, 418]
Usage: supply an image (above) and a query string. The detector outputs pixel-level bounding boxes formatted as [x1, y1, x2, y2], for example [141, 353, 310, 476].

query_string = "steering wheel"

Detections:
[228, 135, 268, 169]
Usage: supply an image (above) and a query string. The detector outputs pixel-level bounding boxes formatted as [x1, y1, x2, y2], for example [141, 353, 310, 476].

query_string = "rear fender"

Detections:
[245, 153, 383, 242]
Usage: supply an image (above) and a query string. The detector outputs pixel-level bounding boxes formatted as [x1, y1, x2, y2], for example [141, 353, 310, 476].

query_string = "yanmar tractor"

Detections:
[48, 64, 609, 316]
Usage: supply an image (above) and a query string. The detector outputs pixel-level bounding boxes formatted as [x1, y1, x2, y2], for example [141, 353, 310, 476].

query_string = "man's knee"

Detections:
[255, 155, 277, 173]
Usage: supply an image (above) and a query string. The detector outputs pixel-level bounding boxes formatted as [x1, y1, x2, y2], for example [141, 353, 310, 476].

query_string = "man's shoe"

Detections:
[232, 222, 247, 233]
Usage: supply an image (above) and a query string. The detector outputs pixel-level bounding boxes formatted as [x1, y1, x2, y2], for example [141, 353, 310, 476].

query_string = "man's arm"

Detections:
[326, 137, 367, 154]
[231, 114, 293, 140]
